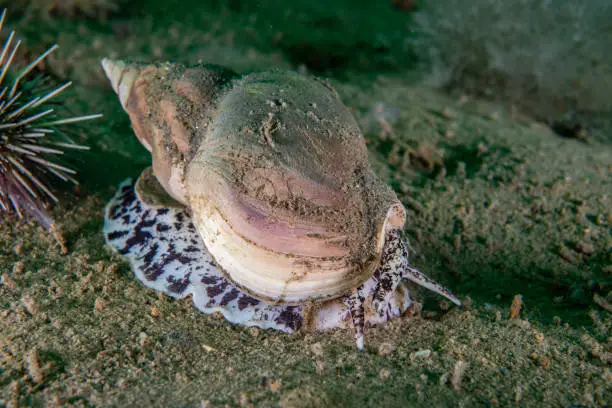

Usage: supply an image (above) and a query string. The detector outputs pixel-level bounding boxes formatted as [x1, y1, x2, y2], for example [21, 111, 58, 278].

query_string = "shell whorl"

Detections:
[184, 70, 407, 303]
[101, 59, 141, 111]
[100, 59, 238, 204]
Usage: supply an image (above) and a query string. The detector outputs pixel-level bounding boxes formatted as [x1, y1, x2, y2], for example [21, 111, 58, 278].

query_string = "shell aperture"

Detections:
[103, 177, 417, 345]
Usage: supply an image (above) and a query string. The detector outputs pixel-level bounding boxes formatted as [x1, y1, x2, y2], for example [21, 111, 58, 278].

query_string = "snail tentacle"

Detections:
[371, 230, 405, 317]
[372, 230, 462, 317]
[343, 284, 368, 350]
[403, 264, 462, 307]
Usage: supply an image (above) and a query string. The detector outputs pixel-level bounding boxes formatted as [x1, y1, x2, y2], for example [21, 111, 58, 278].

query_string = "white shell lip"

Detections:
[190, 195, 406, 305]
[382, 201, 406, 234]
[192, 207, 370, 304]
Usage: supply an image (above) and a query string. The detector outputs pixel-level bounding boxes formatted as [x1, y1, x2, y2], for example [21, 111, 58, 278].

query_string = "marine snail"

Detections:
[101, 59, 461, 349]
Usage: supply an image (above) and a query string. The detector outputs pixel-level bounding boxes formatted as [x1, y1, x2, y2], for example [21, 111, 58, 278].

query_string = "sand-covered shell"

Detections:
[102, 60, 406, 304]
[102, 59, 461, 349]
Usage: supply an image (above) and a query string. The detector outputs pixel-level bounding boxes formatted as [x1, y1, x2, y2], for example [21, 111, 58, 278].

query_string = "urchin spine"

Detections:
[0, 8, 101, 244]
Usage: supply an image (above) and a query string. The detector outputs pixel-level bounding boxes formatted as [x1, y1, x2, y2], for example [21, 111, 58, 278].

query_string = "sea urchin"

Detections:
[0, 9, 101, 245]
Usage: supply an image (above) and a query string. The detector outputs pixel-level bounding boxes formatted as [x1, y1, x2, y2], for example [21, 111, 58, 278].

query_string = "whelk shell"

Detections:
[101, 59, 461, 349]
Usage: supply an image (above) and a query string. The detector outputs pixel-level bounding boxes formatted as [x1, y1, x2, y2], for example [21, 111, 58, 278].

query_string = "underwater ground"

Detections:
[0, 1, 610, 406]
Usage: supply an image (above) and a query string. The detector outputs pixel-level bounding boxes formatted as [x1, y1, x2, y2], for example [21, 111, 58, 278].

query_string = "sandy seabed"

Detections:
[1, 1, 610, 406]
